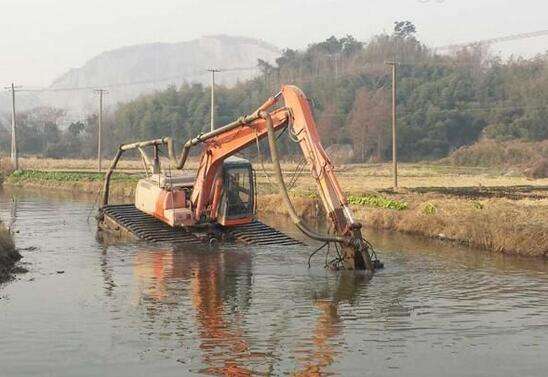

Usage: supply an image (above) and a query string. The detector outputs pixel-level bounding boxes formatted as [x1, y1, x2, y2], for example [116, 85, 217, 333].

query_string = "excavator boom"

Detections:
[186, 85, 375, 270]
[100, 85, 377, 271]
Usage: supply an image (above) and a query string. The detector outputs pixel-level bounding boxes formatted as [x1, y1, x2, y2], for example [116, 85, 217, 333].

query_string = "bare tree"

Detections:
[347, 87, 390, 162]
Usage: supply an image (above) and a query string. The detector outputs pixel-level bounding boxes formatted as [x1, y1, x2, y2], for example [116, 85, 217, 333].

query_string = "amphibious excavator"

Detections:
[98, 85, 380, 271]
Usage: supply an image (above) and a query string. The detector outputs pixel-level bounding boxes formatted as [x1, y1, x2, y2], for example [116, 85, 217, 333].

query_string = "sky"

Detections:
[1, 0, 547, 87]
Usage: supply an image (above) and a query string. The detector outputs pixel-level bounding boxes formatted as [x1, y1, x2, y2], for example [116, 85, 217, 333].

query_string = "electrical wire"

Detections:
[12, 66, 260, 93]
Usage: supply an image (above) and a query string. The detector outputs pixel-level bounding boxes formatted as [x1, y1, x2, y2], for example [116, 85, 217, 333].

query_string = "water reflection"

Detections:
[8, 194, 18, 231]
[111, 243, 370, 376]
[292, 272, 368, 376]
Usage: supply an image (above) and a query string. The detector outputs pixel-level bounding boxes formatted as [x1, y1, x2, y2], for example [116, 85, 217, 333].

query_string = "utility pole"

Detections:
[4, 83, 21, 170]
[95, 89, 108, 172]
[386, 61, 398, 189]
[207, 68, 220, 131]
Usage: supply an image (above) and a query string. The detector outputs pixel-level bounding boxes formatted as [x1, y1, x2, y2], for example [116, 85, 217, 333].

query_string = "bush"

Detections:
[446, 139, 548, 168]
[422, 202, 437, 215]
[348, 194, 408, 210]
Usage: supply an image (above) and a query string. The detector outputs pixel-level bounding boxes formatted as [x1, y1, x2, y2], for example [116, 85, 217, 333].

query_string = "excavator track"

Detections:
[224, 221, 302, 246]
[99, 204, 302, 246]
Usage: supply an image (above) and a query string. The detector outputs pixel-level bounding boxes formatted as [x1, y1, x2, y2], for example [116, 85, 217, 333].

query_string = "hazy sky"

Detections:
[1, 0, 547, 87]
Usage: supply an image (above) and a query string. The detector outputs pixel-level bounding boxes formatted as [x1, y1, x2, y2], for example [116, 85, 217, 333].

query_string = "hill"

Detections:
[21, 35, 280, 116]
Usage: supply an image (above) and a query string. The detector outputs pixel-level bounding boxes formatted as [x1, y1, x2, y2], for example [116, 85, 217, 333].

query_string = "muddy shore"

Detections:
[3, 170, 547, 259]
[0, 223, 19, 281]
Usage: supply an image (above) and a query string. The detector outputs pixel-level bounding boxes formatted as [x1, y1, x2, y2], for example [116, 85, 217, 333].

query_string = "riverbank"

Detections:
[258, 190, 548, 258]
[0, 222, 19, 281]
[3, 162, 547, 258]
[3, 170, 138, 199]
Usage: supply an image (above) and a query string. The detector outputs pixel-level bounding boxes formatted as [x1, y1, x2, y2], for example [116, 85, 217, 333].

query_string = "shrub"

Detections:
[348, 194, 408, 210]
[422, 202, 437, 215]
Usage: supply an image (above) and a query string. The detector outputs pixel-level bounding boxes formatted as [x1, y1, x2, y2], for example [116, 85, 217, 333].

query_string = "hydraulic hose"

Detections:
[259, 111, 348, 244]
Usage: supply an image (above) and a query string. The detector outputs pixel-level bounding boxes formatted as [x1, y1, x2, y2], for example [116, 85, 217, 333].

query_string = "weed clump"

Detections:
[0, 223, 19, 281]
[422, 202, 437, 215]
[7, 170, 139, 183]
[348, 194, 408, 210]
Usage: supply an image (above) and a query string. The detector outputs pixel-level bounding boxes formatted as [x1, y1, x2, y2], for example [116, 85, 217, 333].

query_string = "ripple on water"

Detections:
[0, 192, 547, 376]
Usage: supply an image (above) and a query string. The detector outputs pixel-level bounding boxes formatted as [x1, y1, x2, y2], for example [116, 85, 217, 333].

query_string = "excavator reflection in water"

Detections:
[124, 244, 369, 376]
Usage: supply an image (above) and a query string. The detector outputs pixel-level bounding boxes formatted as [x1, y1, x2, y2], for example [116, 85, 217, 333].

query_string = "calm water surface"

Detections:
[0, 189, 547, 376]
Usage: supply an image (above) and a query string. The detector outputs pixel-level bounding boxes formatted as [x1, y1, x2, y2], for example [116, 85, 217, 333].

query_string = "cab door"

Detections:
[217, 165, 255, 226]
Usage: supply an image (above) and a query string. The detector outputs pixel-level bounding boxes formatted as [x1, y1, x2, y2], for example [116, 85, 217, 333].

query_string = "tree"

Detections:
[68, 121, 85, 137]
[347, 88, 390, 162]
[4, 31, 537, 162]
[394, 21, 417, 39]
[317, 102, 342, 146]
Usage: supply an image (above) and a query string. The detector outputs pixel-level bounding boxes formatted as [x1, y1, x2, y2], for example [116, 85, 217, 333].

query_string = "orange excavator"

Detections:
[99, 85, 380, 271]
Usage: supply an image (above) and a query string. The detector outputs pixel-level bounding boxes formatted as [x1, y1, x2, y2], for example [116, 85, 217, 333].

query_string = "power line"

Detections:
[5, 30, 548, 95]
[7, 51, 545, 96]
[15, 65, 260, 94]
[436, 29, 548, 52]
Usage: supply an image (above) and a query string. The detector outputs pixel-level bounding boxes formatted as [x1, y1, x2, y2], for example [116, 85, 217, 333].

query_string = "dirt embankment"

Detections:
[258, 187, 548, 258]
[0, 223, 19, 281]
[3, 166, 547, 259]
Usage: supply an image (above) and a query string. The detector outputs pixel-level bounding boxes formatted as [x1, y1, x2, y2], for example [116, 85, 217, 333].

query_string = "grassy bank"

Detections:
[366, 192, 547, 258]
[255, 162, 547, 258]
[258, 190, 548, 258]
[4, 170, 139, 199]
[0, 223, 19, 281]
[2, 161, 547, 258]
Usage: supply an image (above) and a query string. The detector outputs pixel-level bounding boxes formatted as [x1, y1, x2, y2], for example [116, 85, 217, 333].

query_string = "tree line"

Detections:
[1, 21, 547, 162]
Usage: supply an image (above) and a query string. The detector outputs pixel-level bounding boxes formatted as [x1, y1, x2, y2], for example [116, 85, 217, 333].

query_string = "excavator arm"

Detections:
[183, 85, 375, 271]
[189, 107, 290, 221]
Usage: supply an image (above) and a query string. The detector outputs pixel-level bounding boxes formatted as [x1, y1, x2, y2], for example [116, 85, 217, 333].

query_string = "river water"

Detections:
[0, 189, 547, 377]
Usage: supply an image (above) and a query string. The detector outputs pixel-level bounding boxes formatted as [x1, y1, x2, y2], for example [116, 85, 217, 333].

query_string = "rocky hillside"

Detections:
[36, 35, 280, 117]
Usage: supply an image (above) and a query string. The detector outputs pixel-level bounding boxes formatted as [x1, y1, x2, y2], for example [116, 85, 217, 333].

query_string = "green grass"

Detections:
[7, 170, 140, 183]
[422, 202, 437, 215]
[348, 194, 408, 210]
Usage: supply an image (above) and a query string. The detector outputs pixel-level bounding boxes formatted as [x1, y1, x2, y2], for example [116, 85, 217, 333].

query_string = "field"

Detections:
[2, 157, 547, 258]
[4, 156, 547, 187]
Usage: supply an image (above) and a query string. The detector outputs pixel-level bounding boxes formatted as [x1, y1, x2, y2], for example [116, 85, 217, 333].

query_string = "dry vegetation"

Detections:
[0, 222, 19, 281]
[0, 156, 201, 172]
[356, 196, 548, 258]
[2, 156, 547, 258]
[256, 162, 548, 258]
[3, 156, 547, 188]
[257, 191, 548, 258]
[444, 139, 548, 178]
[256, 162, 548, 193]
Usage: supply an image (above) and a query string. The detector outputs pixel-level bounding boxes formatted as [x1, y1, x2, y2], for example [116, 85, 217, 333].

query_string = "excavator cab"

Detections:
[217, 157, 255, 226]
